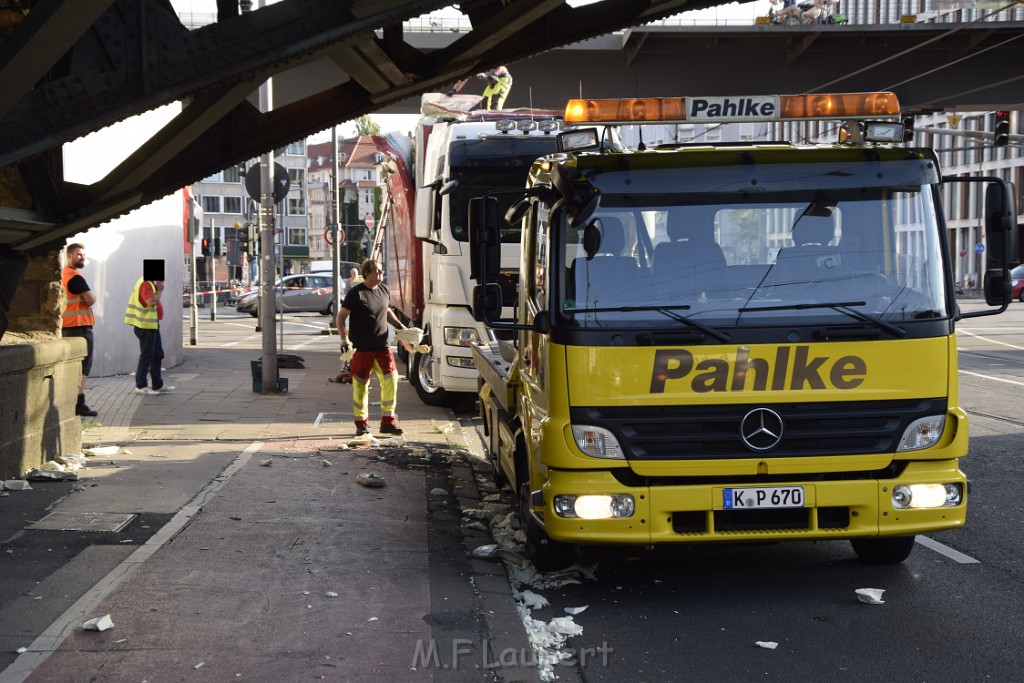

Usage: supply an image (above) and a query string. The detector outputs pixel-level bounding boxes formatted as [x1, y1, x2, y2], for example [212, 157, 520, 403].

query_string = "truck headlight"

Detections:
[447, 356, 475, 368]
[443, 327, 480, 347]
[571, 425, 625, 459]
[892, 483, 963, 509]
[554, 494, 635, 519]
[896, 415, 945, 452]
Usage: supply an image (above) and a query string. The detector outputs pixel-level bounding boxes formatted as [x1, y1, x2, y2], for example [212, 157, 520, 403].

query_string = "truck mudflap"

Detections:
[537, 459, 967, 546]
[471, 340, 516, 411]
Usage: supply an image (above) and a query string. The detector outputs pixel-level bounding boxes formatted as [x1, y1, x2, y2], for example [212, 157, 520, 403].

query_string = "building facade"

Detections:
[189, 143, 310, 285]
[307, 135, 385, 267]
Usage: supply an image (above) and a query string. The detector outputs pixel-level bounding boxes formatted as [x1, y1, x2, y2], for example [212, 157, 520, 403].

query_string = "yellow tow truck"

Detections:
[469, 92, 1019, 568]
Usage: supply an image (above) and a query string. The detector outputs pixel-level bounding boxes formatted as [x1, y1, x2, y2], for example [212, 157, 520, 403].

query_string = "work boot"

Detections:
[76, 393, 98, 417]
[379, 422, 404, 436]
[355, 422, 371, 437]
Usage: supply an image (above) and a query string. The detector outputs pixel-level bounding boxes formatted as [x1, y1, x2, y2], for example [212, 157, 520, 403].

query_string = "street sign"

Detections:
[245, 163, 290, 204]
[324, 225, 345, 245]
[364, 214, 375, 229]
[975, 242, 985, 254]
[959, 249, 967, 258]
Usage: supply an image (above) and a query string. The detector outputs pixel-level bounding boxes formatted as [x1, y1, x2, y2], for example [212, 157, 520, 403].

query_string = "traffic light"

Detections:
[237, 227, 249, 253]
[201, 237, 211, 255]
[994, 110, 1010, 147]
[213, 237, 222, 257]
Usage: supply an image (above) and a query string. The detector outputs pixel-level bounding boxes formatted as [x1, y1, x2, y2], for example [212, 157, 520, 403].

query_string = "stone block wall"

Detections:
[0, 249, 83, 478]
[0, 340, 84, 479]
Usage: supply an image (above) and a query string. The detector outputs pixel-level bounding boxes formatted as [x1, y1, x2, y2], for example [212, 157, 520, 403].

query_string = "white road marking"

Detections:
[916, 535, 980, 564]
[958, 329, 1024, 351]
[959, 370, 1024, 387]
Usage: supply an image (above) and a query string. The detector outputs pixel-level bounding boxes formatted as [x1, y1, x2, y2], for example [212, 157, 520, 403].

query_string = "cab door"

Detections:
[519, 205, 551, 479]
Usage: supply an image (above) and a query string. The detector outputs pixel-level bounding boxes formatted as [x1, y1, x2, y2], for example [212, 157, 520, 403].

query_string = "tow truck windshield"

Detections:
[556, 157, 948, 336]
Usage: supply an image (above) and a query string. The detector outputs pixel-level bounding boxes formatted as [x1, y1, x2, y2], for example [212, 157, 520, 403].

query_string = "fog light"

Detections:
[447, 356, 475, 368]
[553, 494, 635, 519]
[897, 415, 945, 451]
[891, 483, 963, 509]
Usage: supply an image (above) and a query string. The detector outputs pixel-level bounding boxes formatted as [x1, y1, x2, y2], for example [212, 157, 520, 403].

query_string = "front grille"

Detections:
[571, 398, 946, 460]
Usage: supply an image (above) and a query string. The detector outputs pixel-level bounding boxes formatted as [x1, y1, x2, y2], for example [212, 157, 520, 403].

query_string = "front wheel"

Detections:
[850, 535, 916, 564]
[409, 343, 458, 407]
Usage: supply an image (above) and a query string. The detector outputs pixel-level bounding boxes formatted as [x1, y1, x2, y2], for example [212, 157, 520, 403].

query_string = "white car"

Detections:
[235, 274, 343, 317]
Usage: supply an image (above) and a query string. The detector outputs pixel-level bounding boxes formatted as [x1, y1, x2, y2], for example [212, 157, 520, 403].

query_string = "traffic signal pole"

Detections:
[257, 46, 278, 394]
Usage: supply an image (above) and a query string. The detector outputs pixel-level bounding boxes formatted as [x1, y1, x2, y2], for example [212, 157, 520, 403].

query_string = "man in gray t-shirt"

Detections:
[335, 259, 407, 437]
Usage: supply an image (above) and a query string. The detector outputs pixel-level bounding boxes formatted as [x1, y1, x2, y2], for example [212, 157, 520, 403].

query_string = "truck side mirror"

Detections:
[983, 181, 1017, 306]
[984, 182, 1017, 264]
[468, 196, 501, 282]
[472, 283, 503, 322]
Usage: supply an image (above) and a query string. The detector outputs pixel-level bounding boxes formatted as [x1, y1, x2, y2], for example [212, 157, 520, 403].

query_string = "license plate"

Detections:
[723, 486, 804, 509]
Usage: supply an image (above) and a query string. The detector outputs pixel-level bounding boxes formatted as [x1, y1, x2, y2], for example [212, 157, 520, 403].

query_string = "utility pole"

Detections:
[331, 124, 342, 333]
[254, 0, 278, 394]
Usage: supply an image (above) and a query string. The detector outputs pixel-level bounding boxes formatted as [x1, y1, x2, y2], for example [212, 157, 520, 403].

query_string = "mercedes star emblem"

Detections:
[739, 407, 784, 452]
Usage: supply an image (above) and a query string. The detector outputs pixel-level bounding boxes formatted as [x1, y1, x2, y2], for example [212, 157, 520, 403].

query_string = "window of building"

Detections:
[286, 141, 305, 156]
[287, 196, 306, 216]
[360, 189, 374, 205]
[223, 196, 243, 214]
[288, 168, 305, 188]
[202, 171, 223, 183]
[201, 195, 222, 213]
[287, 227, 307, 246]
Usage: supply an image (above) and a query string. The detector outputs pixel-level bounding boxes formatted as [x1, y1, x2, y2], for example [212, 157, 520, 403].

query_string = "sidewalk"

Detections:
[2, 340, 537, 682]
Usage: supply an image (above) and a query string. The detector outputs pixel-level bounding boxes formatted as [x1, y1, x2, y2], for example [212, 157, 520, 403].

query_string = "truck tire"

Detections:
[850, 535, 916, 564]
[409, 343, 459, 407]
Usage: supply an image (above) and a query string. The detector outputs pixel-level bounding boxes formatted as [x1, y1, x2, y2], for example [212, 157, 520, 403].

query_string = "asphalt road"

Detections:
[456, 300, 1024, 683]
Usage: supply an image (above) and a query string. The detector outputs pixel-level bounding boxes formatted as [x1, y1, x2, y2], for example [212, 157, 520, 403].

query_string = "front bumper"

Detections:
[538, 460, 967, 545]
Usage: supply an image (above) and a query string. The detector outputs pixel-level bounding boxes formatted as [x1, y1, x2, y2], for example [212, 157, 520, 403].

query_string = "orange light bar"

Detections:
[778, 93, 900, 119]
[564, 92, 900, 124]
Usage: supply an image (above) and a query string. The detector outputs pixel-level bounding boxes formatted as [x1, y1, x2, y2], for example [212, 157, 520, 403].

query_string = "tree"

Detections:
[354, 115, 380, 136]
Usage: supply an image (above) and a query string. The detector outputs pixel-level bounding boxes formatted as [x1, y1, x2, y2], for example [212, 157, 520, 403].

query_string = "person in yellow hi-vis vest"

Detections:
[124, 277, 175, 396]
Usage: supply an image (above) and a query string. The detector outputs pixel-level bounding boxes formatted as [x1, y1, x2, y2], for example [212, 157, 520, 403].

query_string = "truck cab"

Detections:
[470, 93, 1018, 568]
[385, 114, 561, 406]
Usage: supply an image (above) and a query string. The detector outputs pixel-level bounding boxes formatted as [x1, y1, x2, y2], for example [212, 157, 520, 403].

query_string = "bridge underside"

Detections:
[0, 0, 1022, 254]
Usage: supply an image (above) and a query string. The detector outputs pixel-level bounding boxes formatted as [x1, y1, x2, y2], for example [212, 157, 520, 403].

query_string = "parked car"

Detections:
[1012, 263, 1024, 302]
[235, 274, 342, 317]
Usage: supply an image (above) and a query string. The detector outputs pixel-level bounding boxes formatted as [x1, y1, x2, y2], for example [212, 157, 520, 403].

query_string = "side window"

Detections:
[532, 203, 550, 309]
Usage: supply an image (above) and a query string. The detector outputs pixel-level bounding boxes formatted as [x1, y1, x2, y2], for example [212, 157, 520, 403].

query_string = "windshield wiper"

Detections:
[569, 304, 730, 343]
[738, 301, 906, 338]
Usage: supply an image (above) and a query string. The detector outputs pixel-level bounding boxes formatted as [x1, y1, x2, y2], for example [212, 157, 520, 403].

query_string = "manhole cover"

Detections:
[28, 511, 136, 532]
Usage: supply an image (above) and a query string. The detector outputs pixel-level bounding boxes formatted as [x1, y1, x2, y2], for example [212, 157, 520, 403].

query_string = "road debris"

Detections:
[83, 446, 119, 457]
[3, 480, 32, 491]
[515, 589, 550, 610]
[855, 588, 886, 605]
[260, 459, 273, 466]
[81, 614, 115, 631]
[356, 472, 386, 488]
[25, 468, 79, 482]
[755, 641, 779, 650]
